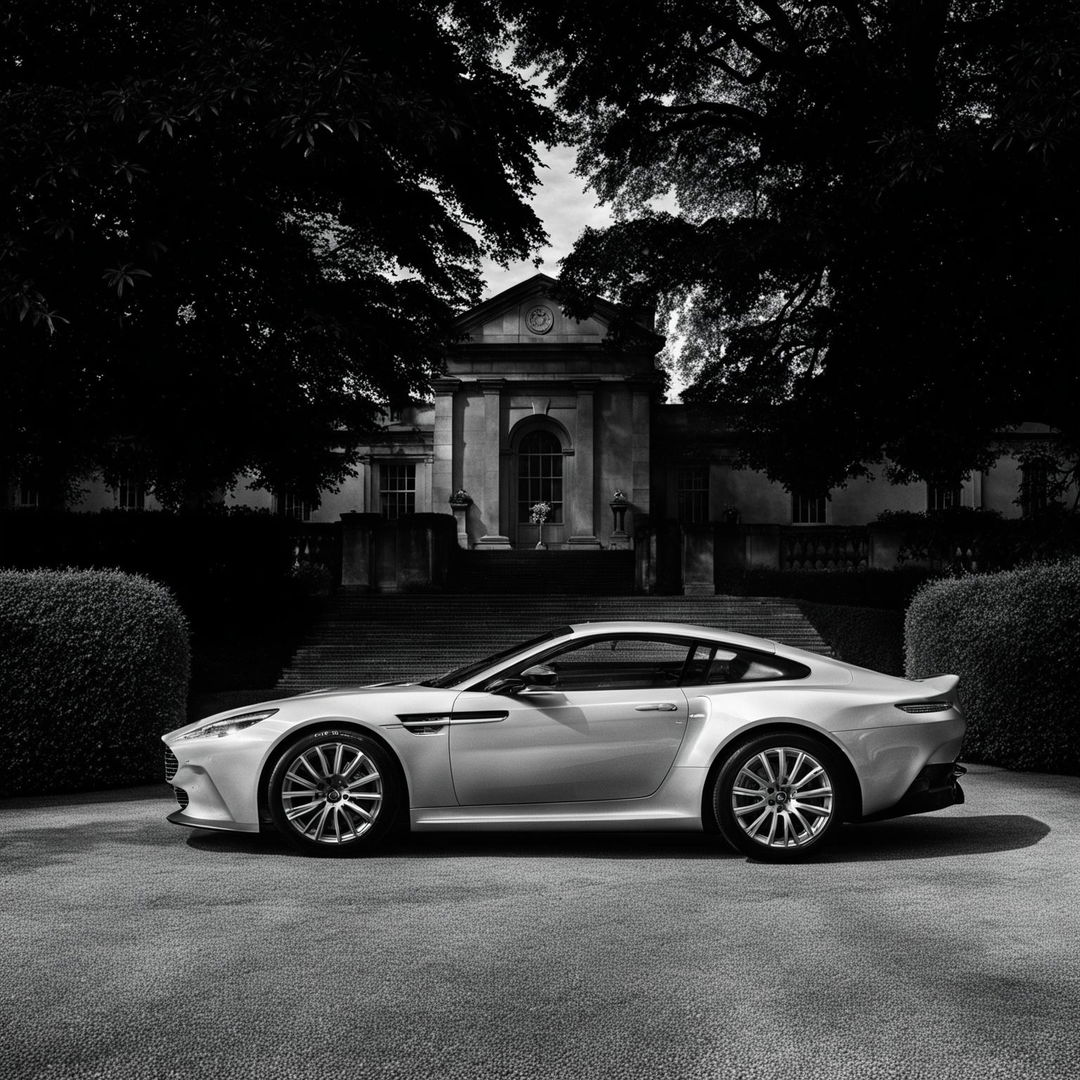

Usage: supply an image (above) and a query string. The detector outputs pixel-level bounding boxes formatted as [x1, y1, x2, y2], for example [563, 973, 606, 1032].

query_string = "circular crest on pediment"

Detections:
[524, 304, 554, 335]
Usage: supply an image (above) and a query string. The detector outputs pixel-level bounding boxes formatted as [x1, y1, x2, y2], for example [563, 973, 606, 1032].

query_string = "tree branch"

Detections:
[708, 15, 787, 68]
[754, 0, 802, 49]
[649, 99, 769, 135]
[702, 50, 771, 85]
[831, 0, 869, 45]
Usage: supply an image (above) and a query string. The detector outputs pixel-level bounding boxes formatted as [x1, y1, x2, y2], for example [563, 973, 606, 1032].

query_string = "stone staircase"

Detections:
[276, 595, 831, 694]
[450, 550, 635, 594]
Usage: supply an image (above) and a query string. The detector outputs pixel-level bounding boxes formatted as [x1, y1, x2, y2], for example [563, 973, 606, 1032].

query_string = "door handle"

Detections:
[635, 703, 679, 712]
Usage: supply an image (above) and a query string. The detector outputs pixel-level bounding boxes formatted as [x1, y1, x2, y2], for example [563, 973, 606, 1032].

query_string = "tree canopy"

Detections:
[507, 0, 1080, 493]
[1, 1, 557, 505]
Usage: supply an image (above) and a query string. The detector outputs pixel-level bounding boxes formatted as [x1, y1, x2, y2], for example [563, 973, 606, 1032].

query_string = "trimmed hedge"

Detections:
[905, 560, 1080, 773]
[716, 567, 931, 610]
[0, 510, 321, 692]
[797, 602, 904, 676]
[0, 570, 190, 796]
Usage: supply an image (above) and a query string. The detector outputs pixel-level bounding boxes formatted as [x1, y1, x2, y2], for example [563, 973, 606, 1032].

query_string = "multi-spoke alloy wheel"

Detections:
[268, 731, 398, 854]
[714, 735, 843, 861]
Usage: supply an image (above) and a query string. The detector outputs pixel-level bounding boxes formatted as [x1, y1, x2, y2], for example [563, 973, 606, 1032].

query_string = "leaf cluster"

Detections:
[0, 1, 558, 503]
[506, 0, 1080, 492]
[0, 568, 190, 794]
[906, 561, 1080, 772]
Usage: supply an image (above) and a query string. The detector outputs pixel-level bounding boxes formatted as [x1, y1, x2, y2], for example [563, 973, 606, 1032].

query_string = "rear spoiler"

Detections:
[918, 674, 960, 696]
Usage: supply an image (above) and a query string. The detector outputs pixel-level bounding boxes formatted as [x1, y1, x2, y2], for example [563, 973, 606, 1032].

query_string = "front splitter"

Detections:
[166, 809, 260, 834]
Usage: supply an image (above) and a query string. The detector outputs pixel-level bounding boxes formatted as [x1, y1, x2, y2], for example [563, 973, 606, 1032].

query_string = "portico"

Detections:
[431, 274, 664, 550]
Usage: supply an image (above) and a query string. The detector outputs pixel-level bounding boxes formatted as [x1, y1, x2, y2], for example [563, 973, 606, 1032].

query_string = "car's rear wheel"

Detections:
[268, 730, 398, 855]
[713, 734, 842, 861]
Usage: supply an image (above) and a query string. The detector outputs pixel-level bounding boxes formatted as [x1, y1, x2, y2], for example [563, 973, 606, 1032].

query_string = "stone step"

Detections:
[275, 594, 830, 693]
[449, 550, 635, 594]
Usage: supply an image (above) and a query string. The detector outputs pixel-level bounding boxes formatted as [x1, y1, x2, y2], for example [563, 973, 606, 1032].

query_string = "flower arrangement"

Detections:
[529, 501, 552, 525]
[530, 501, 552, 549]
[611, 488, 627, 502]
[449, 488, 471, 505]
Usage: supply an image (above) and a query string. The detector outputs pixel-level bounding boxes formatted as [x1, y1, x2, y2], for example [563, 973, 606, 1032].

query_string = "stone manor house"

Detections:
[40, 273, 1059, 590]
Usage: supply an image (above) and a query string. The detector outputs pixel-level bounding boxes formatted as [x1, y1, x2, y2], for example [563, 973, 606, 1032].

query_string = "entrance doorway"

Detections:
[511, 422, 567, 547]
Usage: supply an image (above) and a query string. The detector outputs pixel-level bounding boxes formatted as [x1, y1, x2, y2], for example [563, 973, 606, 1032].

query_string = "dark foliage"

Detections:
[0, 570, 189, 795]
[507, 0, 1080, 492]
[797, 600, 904, 676]
[1, 1, 557, 505]
[876, 505, 1080, 570]
[906, 561, 1080, 773]
[0, 508, 318, 691]
[715, 567, 931, 610]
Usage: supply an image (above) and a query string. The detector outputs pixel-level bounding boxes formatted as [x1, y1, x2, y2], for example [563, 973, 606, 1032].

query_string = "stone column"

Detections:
[631, 384, 652, 516]
[360, 455, 374, 513]
[568, 380, 600, 548]
[431, 377, 458, 511]
[340, 512, 381, 591]
[476, 379, 510, 548]
[869, 524, 902, 570]
[682, 525, 716, 595]
[744, 525, 782, 569]
[420, 454, 434, 513]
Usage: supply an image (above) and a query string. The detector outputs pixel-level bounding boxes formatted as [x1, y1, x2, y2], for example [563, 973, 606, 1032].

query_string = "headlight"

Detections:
[176, 709, 278, 741]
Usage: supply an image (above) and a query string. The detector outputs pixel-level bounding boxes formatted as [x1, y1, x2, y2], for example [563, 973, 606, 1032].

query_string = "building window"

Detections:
[380, 462, 416, 519]
[792, 491, 827, 525]
[281, 491, 315, 521]
[114, 478, 145, 511]
[15, 484, 39, 509]
[1020, 461, 1051, 517]
[676, 466, 709, 524]
[517, 430, 563, 523]
[927, 479, 961, 512]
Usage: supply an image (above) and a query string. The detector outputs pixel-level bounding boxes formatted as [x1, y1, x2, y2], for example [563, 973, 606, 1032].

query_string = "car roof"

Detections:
[566, 620, 778, 655]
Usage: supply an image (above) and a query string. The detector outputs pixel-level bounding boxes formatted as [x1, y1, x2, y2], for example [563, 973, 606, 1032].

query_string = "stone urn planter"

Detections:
[609, 491, 630, 549]
[448, 490, 472, 549]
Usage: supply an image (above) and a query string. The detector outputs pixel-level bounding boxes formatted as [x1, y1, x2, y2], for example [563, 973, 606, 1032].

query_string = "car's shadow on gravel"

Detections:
[183, 812, 1048, 862]
[820, 813, 1049, 862]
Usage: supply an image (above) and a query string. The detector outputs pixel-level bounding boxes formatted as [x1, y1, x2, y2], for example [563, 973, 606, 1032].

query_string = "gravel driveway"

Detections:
[1, 765, 1077, 1080]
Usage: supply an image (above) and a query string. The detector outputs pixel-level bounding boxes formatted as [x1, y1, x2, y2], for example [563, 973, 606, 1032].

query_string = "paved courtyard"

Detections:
[1, 765, 1077, 1080]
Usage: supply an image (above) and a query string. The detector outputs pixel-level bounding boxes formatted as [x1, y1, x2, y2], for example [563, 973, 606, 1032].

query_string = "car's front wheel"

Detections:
[713, 734, 843, 861]
[268, 729, 399, 855]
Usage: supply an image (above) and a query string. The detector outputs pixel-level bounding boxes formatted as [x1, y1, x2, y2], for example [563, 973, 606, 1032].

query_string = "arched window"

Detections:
[517, 430, 563, 523]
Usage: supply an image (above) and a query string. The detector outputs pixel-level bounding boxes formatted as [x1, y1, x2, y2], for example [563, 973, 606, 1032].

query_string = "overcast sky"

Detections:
[478, 143, 612, 298]
[477, 144, 687, 400]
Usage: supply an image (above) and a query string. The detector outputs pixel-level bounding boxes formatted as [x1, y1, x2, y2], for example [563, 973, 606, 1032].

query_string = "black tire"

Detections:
[712, 733, 844, 862]
[268, 729, 400, 855]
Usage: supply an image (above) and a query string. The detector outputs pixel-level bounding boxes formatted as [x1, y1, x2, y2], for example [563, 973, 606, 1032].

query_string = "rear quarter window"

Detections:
[684, 644, 811, 685]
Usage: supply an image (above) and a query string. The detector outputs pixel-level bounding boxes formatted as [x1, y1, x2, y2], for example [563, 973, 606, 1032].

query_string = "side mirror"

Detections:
[486, 676, 527, 696]
[521, 664, 558, 688]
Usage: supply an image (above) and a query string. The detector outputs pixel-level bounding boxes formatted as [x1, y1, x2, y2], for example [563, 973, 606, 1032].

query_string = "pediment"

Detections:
[453, 273, 652, 346]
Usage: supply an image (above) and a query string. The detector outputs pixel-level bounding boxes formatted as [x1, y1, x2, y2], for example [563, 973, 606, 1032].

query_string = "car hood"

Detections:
[163, 681, 440, 741]
[287, 681, 424, 698]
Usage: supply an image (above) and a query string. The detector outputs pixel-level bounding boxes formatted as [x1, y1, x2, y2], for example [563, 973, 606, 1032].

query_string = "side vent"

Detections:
[895, 702, 951, 714]
[164, 748, 179, 781]
[397, 714, 451, 735]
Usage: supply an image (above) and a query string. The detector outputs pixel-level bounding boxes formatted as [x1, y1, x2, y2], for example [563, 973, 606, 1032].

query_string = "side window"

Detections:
[685, 643, 810, 685]
[520, 636, 694, 691]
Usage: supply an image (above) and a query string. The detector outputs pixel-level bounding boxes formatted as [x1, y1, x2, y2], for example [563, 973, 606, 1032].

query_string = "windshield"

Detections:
[420, 626, 573, 688]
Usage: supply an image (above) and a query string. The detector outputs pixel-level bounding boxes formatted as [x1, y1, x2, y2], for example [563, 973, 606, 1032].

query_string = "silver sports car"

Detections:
[163, 620, 966, 861]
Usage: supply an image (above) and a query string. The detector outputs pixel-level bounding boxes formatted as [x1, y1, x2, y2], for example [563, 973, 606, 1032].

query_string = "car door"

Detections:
[448, 635, 693, 805]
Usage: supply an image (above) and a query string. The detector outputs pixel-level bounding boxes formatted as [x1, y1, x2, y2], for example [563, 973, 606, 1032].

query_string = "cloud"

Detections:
[478, 144, 612, 298]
